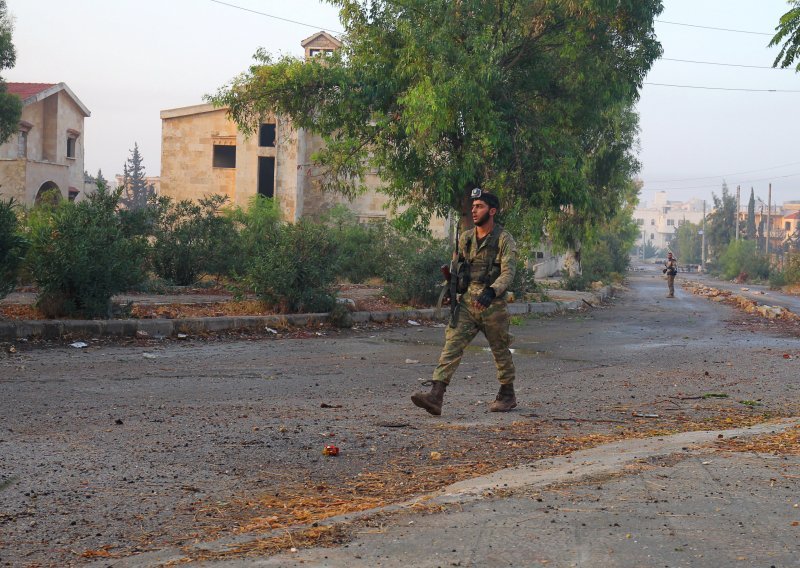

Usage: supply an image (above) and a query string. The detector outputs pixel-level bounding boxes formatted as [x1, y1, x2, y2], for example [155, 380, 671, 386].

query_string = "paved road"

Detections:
[1, 273, 799, 567]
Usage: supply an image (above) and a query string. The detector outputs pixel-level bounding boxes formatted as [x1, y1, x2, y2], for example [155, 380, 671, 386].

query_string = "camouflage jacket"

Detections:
[458, 223, 517, 299]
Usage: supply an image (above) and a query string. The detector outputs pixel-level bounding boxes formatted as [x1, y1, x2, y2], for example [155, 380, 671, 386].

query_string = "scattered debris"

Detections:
[407, 320, 421, 326]
[631, 412, 659, 418]
[176, 333, 188, 340]
[265, 327, 278, 334]
[375, 421, 412, 428]
[429, 451, 442, 460]
[320, 403, 342, 409]
[142, 353, 157, 359]
[69, 341, 88, 349]
[405, 358, 419, 364]
[702, 393, 729, 399]
[322, 445, 340, 456]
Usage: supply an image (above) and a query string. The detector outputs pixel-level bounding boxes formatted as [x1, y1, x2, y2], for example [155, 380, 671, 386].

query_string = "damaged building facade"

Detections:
[160, 32, 427, 229]
[0, 83, 90, 205]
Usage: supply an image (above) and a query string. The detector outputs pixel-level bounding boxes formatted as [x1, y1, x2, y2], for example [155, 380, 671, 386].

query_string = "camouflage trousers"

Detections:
[432, 297, 515, 386]
[667, 274, 676, 296]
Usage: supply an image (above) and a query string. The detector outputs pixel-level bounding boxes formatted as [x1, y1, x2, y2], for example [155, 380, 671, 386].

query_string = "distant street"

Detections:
[1, 269, 799, 566]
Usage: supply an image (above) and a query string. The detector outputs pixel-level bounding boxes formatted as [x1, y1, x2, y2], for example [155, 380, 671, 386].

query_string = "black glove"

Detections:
[476, 287, 496, 308]
[662, 268, 667, 274]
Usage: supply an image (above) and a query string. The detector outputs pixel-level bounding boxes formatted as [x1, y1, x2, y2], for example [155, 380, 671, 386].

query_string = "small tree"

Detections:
[120, 143, 156, 210]
[746, 188, 756, 240]
[672, 221, 702, 264]
[28, 187, 148, 318]
[0, 0, 22, 144]
[706, 182, 737, 260]
[719, 240, 770, 282]
[0, 198, 27, 299]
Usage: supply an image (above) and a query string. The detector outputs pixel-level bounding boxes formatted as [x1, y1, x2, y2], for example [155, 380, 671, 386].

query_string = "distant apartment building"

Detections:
[0, 82, 90, 204]
[159, 31, 441, 232]
[633, 191, 706, 252]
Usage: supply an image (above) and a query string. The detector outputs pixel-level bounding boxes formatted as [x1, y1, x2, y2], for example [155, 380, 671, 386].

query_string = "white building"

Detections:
[633, 191, 706, 254]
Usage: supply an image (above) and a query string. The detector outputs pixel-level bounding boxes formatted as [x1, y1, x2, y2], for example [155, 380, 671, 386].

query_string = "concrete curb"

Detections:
[1, 286, 614, 341]
[97, 416, 799, 567]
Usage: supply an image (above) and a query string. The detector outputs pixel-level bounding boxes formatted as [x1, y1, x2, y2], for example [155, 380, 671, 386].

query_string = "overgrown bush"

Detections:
[771, 252, 800, 288]
[27, 187, 148, 318]
[561, 272, 591, 291]
[510, 260, 538, 298]
[384, 235, 450, 306]
[718, 240, 770, 282]
[0, 198, 28, 299]
[245, 220, 339, 313]
[320, 205, 389, 283]
[149, 194, 239, 285]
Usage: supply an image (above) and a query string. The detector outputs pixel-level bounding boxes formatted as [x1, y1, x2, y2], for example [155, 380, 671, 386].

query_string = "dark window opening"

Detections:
[66, 137, 76, 159]
[259, 123, 276, 147]
[535, 251, 544, 259]
[213, 145, 236, 168]
[258, 157, 275, 198]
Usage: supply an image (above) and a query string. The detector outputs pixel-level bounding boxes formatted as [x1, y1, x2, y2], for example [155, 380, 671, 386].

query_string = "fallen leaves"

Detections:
[715, 425, 800, 456]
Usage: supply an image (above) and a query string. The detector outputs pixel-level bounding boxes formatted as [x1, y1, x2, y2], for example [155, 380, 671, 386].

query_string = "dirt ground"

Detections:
[1, 270, 799, 566]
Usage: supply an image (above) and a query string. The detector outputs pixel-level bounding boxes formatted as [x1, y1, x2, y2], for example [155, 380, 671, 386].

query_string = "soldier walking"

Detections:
[412, 189, 518, 415]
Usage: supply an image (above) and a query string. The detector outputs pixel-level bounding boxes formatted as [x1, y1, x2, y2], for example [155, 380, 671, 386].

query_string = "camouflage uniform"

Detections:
[664, 256, 677, 297]
[432, 224, 518, 386]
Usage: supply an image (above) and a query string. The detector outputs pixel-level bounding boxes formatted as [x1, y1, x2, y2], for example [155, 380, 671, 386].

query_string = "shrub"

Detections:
[27, 187, 148, 318]
[150, 194, 239, 285]
[245, 220, 339, 313]
[0, 198, 28, 299]
[320, 205, 389, 283]
[719, 240, 770, 281]
[384, 235, 450, 306]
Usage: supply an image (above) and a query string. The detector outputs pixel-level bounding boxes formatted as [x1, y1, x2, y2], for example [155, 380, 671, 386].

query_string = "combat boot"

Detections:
[489, 383, 517, 412]
[411, 381, 447, 416]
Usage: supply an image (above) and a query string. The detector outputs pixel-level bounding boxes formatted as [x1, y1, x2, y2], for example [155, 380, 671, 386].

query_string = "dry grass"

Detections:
[715, 424, 800, 456]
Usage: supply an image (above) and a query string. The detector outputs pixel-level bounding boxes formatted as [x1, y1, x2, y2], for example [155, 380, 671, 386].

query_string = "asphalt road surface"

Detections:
[1, 270, 798, 566]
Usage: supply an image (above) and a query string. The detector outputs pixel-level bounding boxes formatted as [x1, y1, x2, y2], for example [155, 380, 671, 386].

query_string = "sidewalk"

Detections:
[101, 419, 800, 567]
[0, 286, 615, 341]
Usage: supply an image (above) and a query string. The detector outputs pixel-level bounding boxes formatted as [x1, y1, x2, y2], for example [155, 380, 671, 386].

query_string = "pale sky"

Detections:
[5, 0, 800, 208]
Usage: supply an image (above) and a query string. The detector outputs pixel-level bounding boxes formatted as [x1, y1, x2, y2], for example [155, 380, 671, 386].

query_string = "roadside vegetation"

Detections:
[4, 191, 539, 318]
[667, 182, 800, 289]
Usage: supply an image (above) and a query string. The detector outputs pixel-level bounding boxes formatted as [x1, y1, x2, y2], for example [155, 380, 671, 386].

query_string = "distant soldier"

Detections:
[663, 252, 678, 298]
[411, 188, 518, 416]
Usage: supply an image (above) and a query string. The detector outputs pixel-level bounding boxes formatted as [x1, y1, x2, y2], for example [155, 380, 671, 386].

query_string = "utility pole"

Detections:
[701, 200, 706, 272]
[735, 185, 740, 241]
[766, 183, 772, 257]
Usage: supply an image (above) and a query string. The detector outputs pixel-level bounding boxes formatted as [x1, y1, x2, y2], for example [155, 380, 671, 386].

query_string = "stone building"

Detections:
[0, 83, 90, 204]
[160, 32, 405, 226]
[633, 191, 706, 253]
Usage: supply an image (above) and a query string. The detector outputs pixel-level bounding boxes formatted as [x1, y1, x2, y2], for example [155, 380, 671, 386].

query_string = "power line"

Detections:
[209, 0, 343, 34]
[645, 171, 800, 192]
[661, 57, 788, 70]
[655, 19, 773, 36]
[647, 162, 800, 184]
[644, 82, 800, 93]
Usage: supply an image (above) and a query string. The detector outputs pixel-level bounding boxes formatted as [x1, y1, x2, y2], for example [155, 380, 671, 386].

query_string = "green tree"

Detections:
[719, 240, 770, 282]
[746, 187, 756, 240]
[672, 221, 702, 264]
[120, 143, 156, 210]
[209, 0, 662, 239]
[27, 187, 148, 318]
[0, 0, 22, 144]
[706, 182, 737, 260]
[770, 0, 800, 71]
[0, 198, 27, 298]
